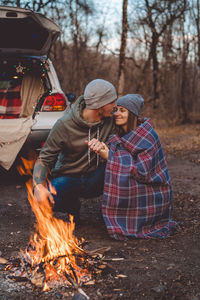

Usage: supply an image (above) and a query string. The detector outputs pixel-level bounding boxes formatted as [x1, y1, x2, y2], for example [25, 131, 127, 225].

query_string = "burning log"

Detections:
[65, 272, 90, 299]
[30, 270, 45, 288]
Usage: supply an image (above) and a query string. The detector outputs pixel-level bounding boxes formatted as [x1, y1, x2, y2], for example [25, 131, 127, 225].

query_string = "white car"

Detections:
[0, 6, 70, 171]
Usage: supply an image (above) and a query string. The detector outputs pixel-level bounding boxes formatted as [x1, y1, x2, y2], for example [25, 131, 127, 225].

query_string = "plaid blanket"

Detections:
[102, 118, 177, 240]
[0, 85, 21, 119]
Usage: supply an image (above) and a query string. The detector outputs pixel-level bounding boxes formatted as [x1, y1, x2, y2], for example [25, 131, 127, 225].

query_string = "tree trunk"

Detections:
[118, 0, 128, 96]
[179, 18, 190, 123]
[151, 32, 159, 107]
[196, 0, 200, 67]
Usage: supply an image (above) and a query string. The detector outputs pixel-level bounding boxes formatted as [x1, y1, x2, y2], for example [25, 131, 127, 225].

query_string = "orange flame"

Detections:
[17, 156, 91, 289]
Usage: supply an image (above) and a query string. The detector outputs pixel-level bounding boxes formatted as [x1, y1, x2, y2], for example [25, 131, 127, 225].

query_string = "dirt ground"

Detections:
[0, 123, 200, 300]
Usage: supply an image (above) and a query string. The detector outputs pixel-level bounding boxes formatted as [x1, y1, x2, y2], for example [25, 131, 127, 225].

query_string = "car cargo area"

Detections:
[0, 57, 49, 119]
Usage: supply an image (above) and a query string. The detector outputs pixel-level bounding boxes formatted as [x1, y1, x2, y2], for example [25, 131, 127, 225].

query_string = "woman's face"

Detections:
[114, 106, 129, 127]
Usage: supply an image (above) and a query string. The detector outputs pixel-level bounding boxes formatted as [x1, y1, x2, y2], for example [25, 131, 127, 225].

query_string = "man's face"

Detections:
[99, 100, 117, 118]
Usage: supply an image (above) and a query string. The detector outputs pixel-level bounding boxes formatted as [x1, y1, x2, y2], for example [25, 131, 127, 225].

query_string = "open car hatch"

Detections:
[0, 6, 61, 56]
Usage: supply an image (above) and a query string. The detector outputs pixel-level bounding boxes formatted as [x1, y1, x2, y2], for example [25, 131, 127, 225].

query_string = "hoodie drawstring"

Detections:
[96, 127, 100, 167]
[88, 128, 91, 166]
[88, 127, 100, 167]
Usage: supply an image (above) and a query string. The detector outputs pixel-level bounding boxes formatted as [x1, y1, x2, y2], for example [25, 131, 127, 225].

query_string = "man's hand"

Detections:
[33, 183, 55, 206]
[86, 138, 109, 160]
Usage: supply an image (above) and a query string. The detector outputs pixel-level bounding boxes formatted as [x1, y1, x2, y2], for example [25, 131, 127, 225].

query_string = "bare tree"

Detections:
[0, 0, 62, 12]
[135, 0, 188, 107]
[178, 15, 190, 123]
[191, 0, 200, 67]
[118, 0, 128, 96]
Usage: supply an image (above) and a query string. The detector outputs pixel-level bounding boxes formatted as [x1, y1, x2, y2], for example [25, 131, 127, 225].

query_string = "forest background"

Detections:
[0, 0, 200, 125]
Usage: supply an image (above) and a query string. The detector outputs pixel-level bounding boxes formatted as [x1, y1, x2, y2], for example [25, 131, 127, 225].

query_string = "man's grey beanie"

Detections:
[84, 79, 117, 109]
[117, 94, 144, 117]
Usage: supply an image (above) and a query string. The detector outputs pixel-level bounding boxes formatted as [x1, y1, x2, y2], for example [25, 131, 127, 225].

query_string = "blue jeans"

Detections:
[50, 163, 106, 214]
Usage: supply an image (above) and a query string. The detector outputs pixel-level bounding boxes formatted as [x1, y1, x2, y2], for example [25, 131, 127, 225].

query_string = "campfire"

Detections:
[4, 155, 109, 297]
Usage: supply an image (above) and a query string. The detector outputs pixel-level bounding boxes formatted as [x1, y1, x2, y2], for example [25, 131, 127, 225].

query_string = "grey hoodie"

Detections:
[33, 96, 115, 185]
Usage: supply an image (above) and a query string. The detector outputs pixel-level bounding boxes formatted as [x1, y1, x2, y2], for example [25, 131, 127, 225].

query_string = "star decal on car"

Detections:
[16, 63, 24, 73]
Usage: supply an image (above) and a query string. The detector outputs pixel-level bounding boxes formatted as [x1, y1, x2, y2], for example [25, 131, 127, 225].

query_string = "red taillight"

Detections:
[42, 93, 67, 112]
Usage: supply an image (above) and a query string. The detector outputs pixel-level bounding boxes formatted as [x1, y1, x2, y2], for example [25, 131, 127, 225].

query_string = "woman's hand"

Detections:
[33, 183, 55, 206]
[86, 138, 109, 160]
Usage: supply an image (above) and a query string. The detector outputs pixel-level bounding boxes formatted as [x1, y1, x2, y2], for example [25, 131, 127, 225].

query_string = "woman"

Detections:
[88, 94, 177, 240]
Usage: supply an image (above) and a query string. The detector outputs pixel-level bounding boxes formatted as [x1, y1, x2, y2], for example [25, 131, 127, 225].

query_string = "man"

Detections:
[33, 79, 117, 222]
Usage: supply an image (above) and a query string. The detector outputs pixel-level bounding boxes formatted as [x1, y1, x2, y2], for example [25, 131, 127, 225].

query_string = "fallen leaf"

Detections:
[16, 185, 22, 189]
[139, 247, 149, 252]
[0, 257, 8, 264]
[98, 264, 107, 269]
[116, 274, 127, 278]
[135, 258, 144, 262]
[167, 263, 175, 270]
[84, 280, 95, 285]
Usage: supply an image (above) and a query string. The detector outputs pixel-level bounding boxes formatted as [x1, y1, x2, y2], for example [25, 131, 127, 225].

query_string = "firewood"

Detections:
[64, 272, 90, 299]
[86, 246, 111, 256]
[104, 257, 124, 261]
[31, 271, 45, 288]
[8, 275, 30, 282]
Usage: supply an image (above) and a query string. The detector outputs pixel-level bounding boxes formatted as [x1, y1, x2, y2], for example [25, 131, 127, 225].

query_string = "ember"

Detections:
[5, 156, 109, 295]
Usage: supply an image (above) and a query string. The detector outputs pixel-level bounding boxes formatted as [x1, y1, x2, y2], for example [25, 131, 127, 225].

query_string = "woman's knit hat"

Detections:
[117, 94, 144, 117]
[84, 79, 117, 109]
